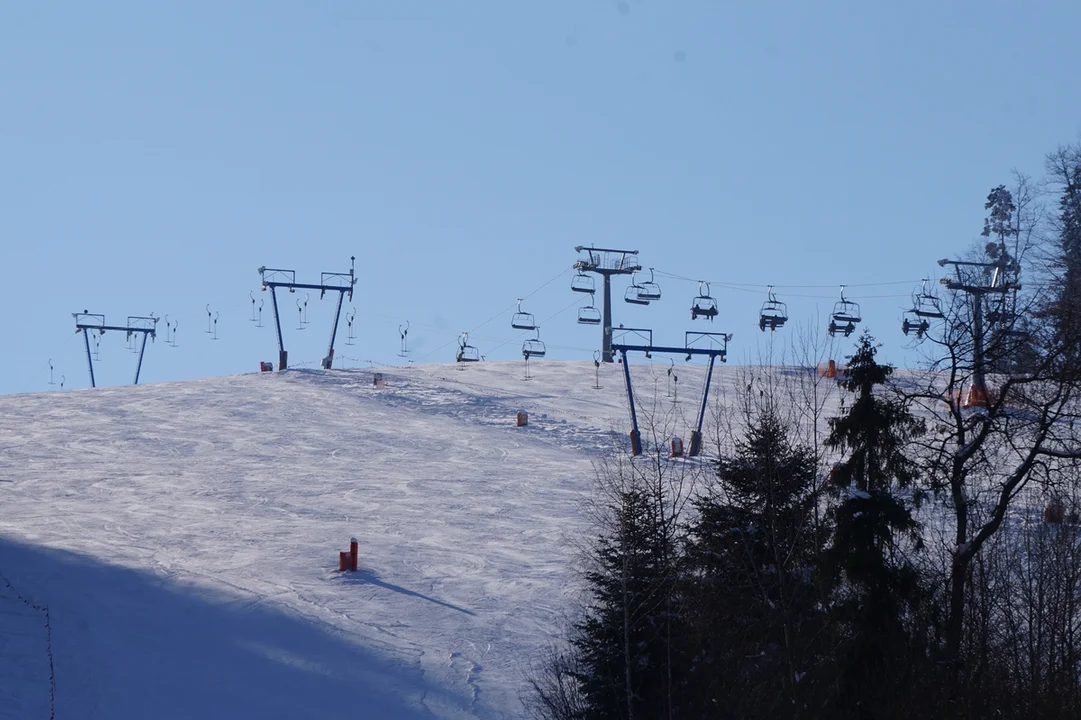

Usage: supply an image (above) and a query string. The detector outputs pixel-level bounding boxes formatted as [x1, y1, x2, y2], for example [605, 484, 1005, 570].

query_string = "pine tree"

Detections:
[824, 333, 929, 717]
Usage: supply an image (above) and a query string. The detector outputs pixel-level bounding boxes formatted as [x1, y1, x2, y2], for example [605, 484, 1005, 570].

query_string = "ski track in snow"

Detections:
[0, 359, 846, 718]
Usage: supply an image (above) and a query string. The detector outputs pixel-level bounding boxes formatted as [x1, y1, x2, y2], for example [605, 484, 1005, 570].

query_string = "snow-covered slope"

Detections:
[0, 360, 763, 719]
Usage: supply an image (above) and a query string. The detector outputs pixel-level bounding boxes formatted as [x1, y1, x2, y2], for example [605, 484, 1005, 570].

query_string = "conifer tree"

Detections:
[572, 481, 681, 719]
[684, 406, 821, 717]
[824, 333, 928, 716]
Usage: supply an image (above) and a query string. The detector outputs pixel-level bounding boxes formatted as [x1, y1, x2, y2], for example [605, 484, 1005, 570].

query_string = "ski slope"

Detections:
[0, 359, 770, 719]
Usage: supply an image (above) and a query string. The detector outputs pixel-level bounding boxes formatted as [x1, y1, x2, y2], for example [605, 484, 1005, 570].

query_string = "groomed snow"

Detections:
[0, 359, 763, 719]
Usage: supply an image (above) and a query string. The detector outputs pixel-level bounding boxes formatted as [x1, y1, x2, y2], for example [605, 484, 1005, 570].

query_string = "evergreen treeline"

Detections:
[526, 140, 1081, 719]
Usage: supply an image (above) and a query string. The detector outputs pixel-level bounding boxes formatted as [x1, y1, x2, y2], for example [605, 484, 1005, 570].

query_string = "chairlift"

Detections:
[691, 281, 719, 321]
[571, 271, 596, 295]
[901, 310, 930, 339]
[511, 298, 537, 330]
[758, 285, 788, 332]
[624, 286, 649, 305]
[624, 272, 650, 305]
[522, 327, 546, 358]
[828, 286, 861, 336]
[912, 280, 944, 319]
[831, 286, 862, 323]
[637, 268, 662, 302]
[397, 320, 409, 356]
[828, 319, 857, 337]
[456, 332, 480, 363]
[578, 297, 601, 325]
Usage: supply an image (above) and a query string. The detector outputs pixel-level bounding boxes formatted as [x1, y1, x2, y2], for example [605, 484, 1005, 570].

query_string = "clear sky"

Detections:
[2, 1, 1079, 394]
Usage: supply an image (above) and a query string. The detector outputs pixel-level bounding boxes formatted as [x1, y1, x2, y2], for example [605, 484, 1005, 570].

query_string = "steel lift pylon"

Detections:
[73, 312, 159, 388]
[611, 329, 732, 457]
[258, 257, 356, 371]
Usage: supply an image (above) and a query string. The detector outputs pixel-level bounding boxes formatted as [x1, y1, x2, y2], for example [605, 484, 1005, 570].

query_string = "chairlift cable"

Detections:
[652, 268, 924, 290]
[413, 265, 574, 362]
[482, 297, 582, 357]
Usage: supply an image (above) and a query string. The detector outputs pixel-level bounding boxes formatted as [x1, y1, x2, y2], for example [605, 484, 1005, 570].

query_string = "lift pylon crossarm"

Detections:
[611, 329, 732, 458]
[573, 245, 642, 272]
[73, 312, 159, 388]
[612, 327, 653, 348]
[256, 267, 297, 286]
[257, 257, 357, 371]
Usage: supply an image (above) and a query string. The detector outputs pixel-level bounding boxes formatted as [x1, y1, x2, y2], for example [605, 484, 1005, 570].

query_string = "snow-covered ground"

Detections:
[0, 359, 770, 719]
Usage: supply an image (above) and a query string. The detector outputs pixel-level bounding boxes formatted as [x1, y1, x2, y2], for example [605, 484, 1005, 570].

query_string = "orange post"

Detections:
[965, 384, 989, 408]
[516, 411, 528, 427]
[339, 551, 348, 572]
[349, 538, 359, 572]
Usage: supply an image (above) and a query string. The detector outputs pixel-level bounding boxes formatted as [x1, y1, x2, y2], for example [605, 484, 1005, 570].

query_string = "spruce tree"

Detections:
[824, 333, 928, 716]
[572, 484, 679, 719]
[684, 406, 822, 717]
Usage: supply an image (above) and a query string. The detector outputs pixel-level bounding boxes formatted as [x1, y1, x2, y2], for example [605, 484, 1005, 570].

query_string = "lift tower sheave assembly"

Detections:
[73, 312, 159, 388]
[258, 257, 356, 371]
[573, 246, 641, 363]
[611, 329, 732, 457]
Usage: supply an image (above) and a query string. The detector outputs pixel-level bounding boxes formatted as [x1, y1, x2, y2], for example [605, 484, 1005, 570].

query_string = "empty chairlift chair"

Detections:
[758, 286, 788, 332]
[636, 268, 662, 302]
[571, 271, 596, 295]
[691, 281, 719, 321]
[511, 298, 537, 331]
[456, 332, 481, 362]
[624, 272, 650, 306]
[828, 286, 861, 337]
[522, 327, 546, 358]
[578, 297, 602, 325]
[912, 280, 945, 320]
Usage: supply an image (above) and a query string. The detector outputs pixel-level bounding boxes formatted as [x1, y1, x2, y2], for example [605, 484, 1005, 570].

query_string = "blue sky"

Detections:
[2, 1, 1079, 393]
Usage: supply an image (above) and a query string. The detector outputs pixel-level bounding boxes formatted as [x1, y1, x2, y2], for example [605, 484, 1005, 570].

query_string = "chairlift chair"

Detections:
[624, 273, 650, 305]
[636, 268, 662, 302]
[913, 281, 945, 319]
[758, 286, 788, 332]
[901, 309, 930, 339]
[571, 271, 596, 295]
[691, 282, 719, 321]
[522, 327, 546, 358]
[511, 298, 537, 331]
[828, 320, 857, 338]
[456, 333, 480, 363]
[831, 286, 862, 324]
[578, 298, 601, 325]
